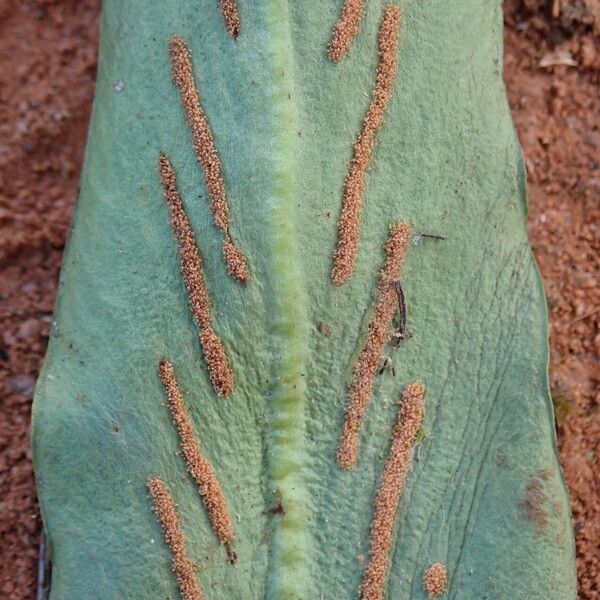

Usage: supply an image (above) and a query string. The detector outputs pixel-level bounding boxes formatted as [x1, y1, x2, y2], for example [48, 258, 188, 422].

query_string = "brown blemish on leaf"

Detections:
[147, 477, 206, 600]
[423, 562, 448, 598]
[519, 476, 551, 534]
[317, 322, 332, 337]
[360, 381, 425, 600]
[168, 36, 249, 283]
[328, 0, 367, 62]
[158, 360, 236, 563]
[537, 467, 553, 481]
[331, 5, 403, 285]
[158, 155, 235, 397]
[495, 451, 511, 469]
[218, 0, 240, 38]
[337, 222, 411, 469]
[268, 500, 285, 516]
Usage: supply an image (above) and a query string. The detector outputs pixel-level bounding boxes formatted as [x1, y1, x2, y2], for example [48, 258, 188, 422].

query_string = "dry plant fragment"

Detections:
[332, 5, 403, 285]
[147, 477, 205, 600]
[158, 155, 235, 397]
[360, 381, 425, 600]
[328, 0, 368, 62]
[218, 0, 240, 38]
[337, 222, 411, 469]
[168, 36, 249, 283]
[423, 563, 448, 598]
[159, 360, 236, 563]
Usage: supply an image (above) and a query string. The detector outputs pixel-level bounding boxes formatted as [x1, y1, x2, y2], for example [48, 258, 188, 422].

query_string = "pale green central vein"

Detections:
[263, 3, 313, 600]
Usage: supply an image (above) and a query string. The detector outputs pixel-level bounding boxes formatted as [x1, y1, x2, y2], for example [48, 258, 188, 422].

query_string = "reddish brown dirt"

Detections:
[0, 1, 597, 598]
[505, 2, 599, 596]
[0, 1, 100, 598]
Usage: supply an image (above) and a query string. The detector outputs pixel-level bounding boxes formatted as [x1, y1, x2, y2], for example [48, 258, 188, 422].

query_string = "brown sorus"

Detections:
[158, 155, 235, 397]
[423, 562, 448, 598]
[168, 36, 249, 283]
[337, 222, 411, 469]
[222, 238, 249, 285]
[332, 5, 402, 285]
[328, 0, 367, 62]
[147, 477, 205, 600]
[218, 0, 240, 38]
[159, 360, 236, 563]
[360, 381, 425, 600]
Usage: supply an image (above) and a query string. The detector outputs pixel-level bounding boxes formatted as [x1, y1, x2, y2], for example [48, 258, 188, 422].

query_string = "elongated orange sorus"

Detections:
[332, 5, 402, 285]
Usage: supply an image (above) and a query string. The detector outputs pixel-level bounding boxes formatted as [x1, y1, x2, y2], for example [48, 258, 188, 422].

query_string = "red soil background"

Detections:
[0, 0, 597, 597]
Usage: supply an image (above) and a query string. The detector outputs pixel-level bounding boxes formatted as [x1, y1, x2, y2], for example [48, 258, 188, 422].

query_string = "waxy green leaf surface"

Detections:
[33, 1, 576, 598]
